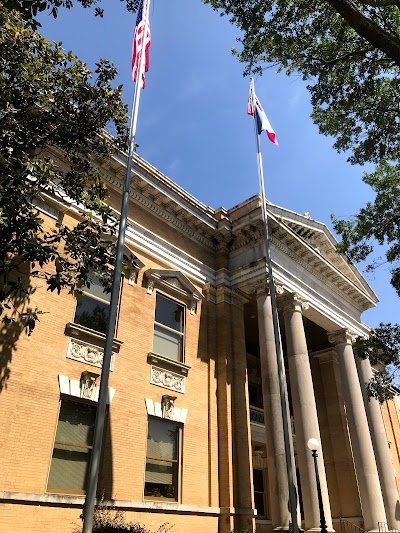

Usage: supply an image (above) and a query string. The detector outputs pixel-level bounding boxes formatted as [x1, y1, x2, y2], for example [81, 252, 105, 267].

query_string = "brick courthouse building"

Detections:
[1, 152, 400, 533]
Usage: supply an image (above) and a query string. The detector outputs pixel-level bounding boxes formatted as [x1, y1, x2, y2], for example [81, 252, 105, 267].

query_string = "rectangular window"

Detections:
[74, 271, 111, 334]
[47, 399, 96, 495]
[144, 418, 180, 501]
[253, 468, 266, 518]
[153, 293, 185, 362]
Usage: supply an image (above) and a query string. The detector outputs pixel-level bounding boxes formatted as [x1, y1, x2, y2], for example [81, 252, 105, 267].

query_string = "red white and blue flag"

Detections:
[247, 87, 278, 146]
[132, 0, 151, 88]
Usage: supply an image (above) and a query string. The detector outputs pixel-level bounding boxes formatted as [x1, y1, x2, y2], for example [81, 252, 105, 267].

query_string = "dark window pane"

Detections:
[48, 447, 91, 492]
[253, 469, 265, 517]
[85, 271, 111, 303]
[248, 384, 259, 407]
[48, 400, 96, 494]
[75, 295, 110, 334]
[155, 294, 183, 332]
[253, 468, 264, 491]
[55, 400, 96, 446]
[144, 460, 178, 499]
[147, 419, 177, 460]
[254, 491, 265, 517]
[153, 325, 181, 361]
[145, 419, 179, 501]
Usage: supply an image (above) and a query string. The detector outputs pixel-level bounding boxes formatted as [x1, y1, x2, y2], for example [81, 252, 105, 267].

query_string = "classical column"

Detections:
[312, 349, 362, 520]
[231, 294, 256, 532]
[328, 330, 386, 532]
[283, 294, 333, 532]
[355, 355, 400, 529]
[256, 287, 293, 530]
[215, 286, 255, 532]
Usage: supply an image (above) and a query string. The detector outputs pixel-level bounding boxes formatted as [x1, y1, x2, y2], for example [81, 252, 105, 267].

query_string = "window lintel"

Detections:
[145, 269, 203, 314]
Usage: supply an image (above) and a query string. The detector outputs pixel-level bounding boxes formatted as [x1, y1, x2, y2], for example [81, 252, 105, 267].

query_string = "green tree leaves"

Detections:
[0, 6, 128, 334]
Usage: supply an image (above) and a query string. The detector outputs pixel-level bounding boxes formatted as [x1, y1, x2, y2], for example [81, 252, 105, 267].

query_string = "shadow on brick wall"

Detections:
[0, 261, 37, 393]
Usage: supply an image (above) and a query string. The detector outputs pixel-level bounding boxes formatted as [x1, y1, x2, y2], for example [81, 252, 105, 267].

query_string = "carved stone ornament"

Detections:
[281, 292, 309, 314]
[67, 339, 115, 371]
[147, 279, 155, 295]
[253, 451, 267, 469]
[251, 279, 284, 298]
[161, 394, 177, 419]
[80, 371, 99, 400]
[328, 329, 357, 347]
[128, 270, 138, 286]
[150, 365, 185, 394]
[144, 269, 203, 313]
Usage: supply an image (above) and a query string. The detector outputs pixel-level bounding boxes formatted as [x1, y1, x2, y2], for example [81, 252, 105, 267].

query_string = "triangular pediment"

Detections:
[268, 205, 378, 304]
[144, 269, 203, 306]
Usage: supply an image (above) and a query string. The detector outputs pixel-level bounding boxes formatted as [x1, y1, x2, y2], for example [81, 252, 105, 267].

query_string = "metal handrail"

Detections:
[339, 519, 367, 533]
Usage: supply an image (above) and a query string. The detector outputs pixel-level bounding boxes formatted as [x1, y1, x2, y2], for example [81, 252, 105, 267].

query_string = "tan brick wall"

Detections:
[0, 200, 222, 531]
[382, 399, 400, 494]
[0, 504, 219, 533]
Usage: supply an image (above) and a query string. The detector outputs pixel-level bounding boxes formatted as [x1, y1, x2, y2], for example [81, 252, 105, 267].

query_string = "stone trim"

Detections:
[145, 269, 203, 314]
[66, 338, 116, 371]
[145, 397, 187, 423]
[32, 197, 59, 219]
[58, 374, 115, 404]
[150, 365, 186, 394]
[65, 322, 123, 353]
[0, 491, 221, 515]
[147, 353, 190, 376]
[312, 348, 338, 365]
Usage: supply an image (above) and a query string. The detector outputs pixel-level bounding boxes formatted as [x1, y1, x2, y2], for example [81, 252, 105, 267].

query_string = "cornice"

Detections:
[104, 172, 218, 252]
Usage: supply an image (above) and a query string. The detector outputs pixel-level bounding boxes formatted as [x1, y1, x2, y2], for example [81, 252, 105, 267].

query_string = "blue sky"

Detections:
[37, 0, 398, 327]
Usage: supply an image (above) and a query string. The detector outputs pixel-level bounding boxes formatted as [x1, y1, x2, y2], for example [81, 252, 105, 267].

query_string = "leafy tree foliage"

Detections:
[0, 5, 129, 338]
[204, 0, 400, 399]
[332, 161, 400, 296]
[204, 0, 400, 167]
[356, 323, 400, 402]
[3, 0, 140, 28]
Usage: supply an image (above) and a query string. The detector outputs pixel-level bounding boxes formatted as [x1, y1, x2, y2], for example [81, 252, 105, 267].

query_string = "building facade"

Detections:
[0, 152, 400, 533]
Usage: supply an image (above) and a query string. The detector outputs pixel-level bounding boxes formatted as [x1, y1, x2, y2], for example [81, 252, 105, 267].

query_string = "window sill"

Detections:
[147, 352, 190, 376]
[144, 496, 178, 502]
[65, 322, 123, 354]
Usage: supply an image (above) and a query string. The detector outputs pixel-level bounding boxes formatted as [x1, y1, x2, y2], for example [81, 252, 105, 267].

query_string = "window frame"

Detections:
[143, 416, 183, 502]
[46, 396, 98, 496]
[253, 467, 268, 520]
[73, 270, 123, 337]
[152, 291, 186, 363]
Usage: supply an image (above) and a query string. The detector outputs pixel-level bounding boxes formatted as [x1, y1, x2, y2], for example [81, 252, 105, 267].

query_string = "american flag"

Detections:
[132, 0, 151, 88]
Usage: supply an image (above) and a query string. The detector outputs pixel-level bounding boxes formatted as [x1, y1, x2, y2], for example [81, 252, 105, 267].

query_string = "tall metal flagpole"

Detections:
[82, 1, 151, 531]
[250, 77, 299, 533]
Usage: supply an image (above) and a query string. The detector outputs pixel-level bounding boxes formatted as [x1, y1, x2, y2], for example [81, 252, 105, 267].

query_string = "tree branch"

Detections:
[358, 0, 399, 6]
[326, 0, 400, 66]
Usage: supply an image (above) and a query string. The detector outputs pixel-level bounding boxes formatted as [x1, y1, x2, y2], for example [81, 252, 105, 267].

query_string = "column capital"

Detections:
[328, 329, 357, 347]
[252, 279, 284, 299]
[281, 292, 309, 314]
[215, 285, 249, 309]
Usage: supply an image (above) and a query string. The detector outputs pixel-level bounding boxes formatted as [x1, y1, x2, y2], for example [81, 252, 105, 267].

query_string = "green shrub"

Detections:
[73, 504, 173, 533]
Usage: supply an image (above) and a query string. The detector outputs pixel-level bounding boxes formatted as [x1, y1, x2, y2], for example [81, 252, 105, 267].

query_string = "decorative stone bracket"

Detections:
[145, 397, 187, 423]
[58, 373, 115, 403]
